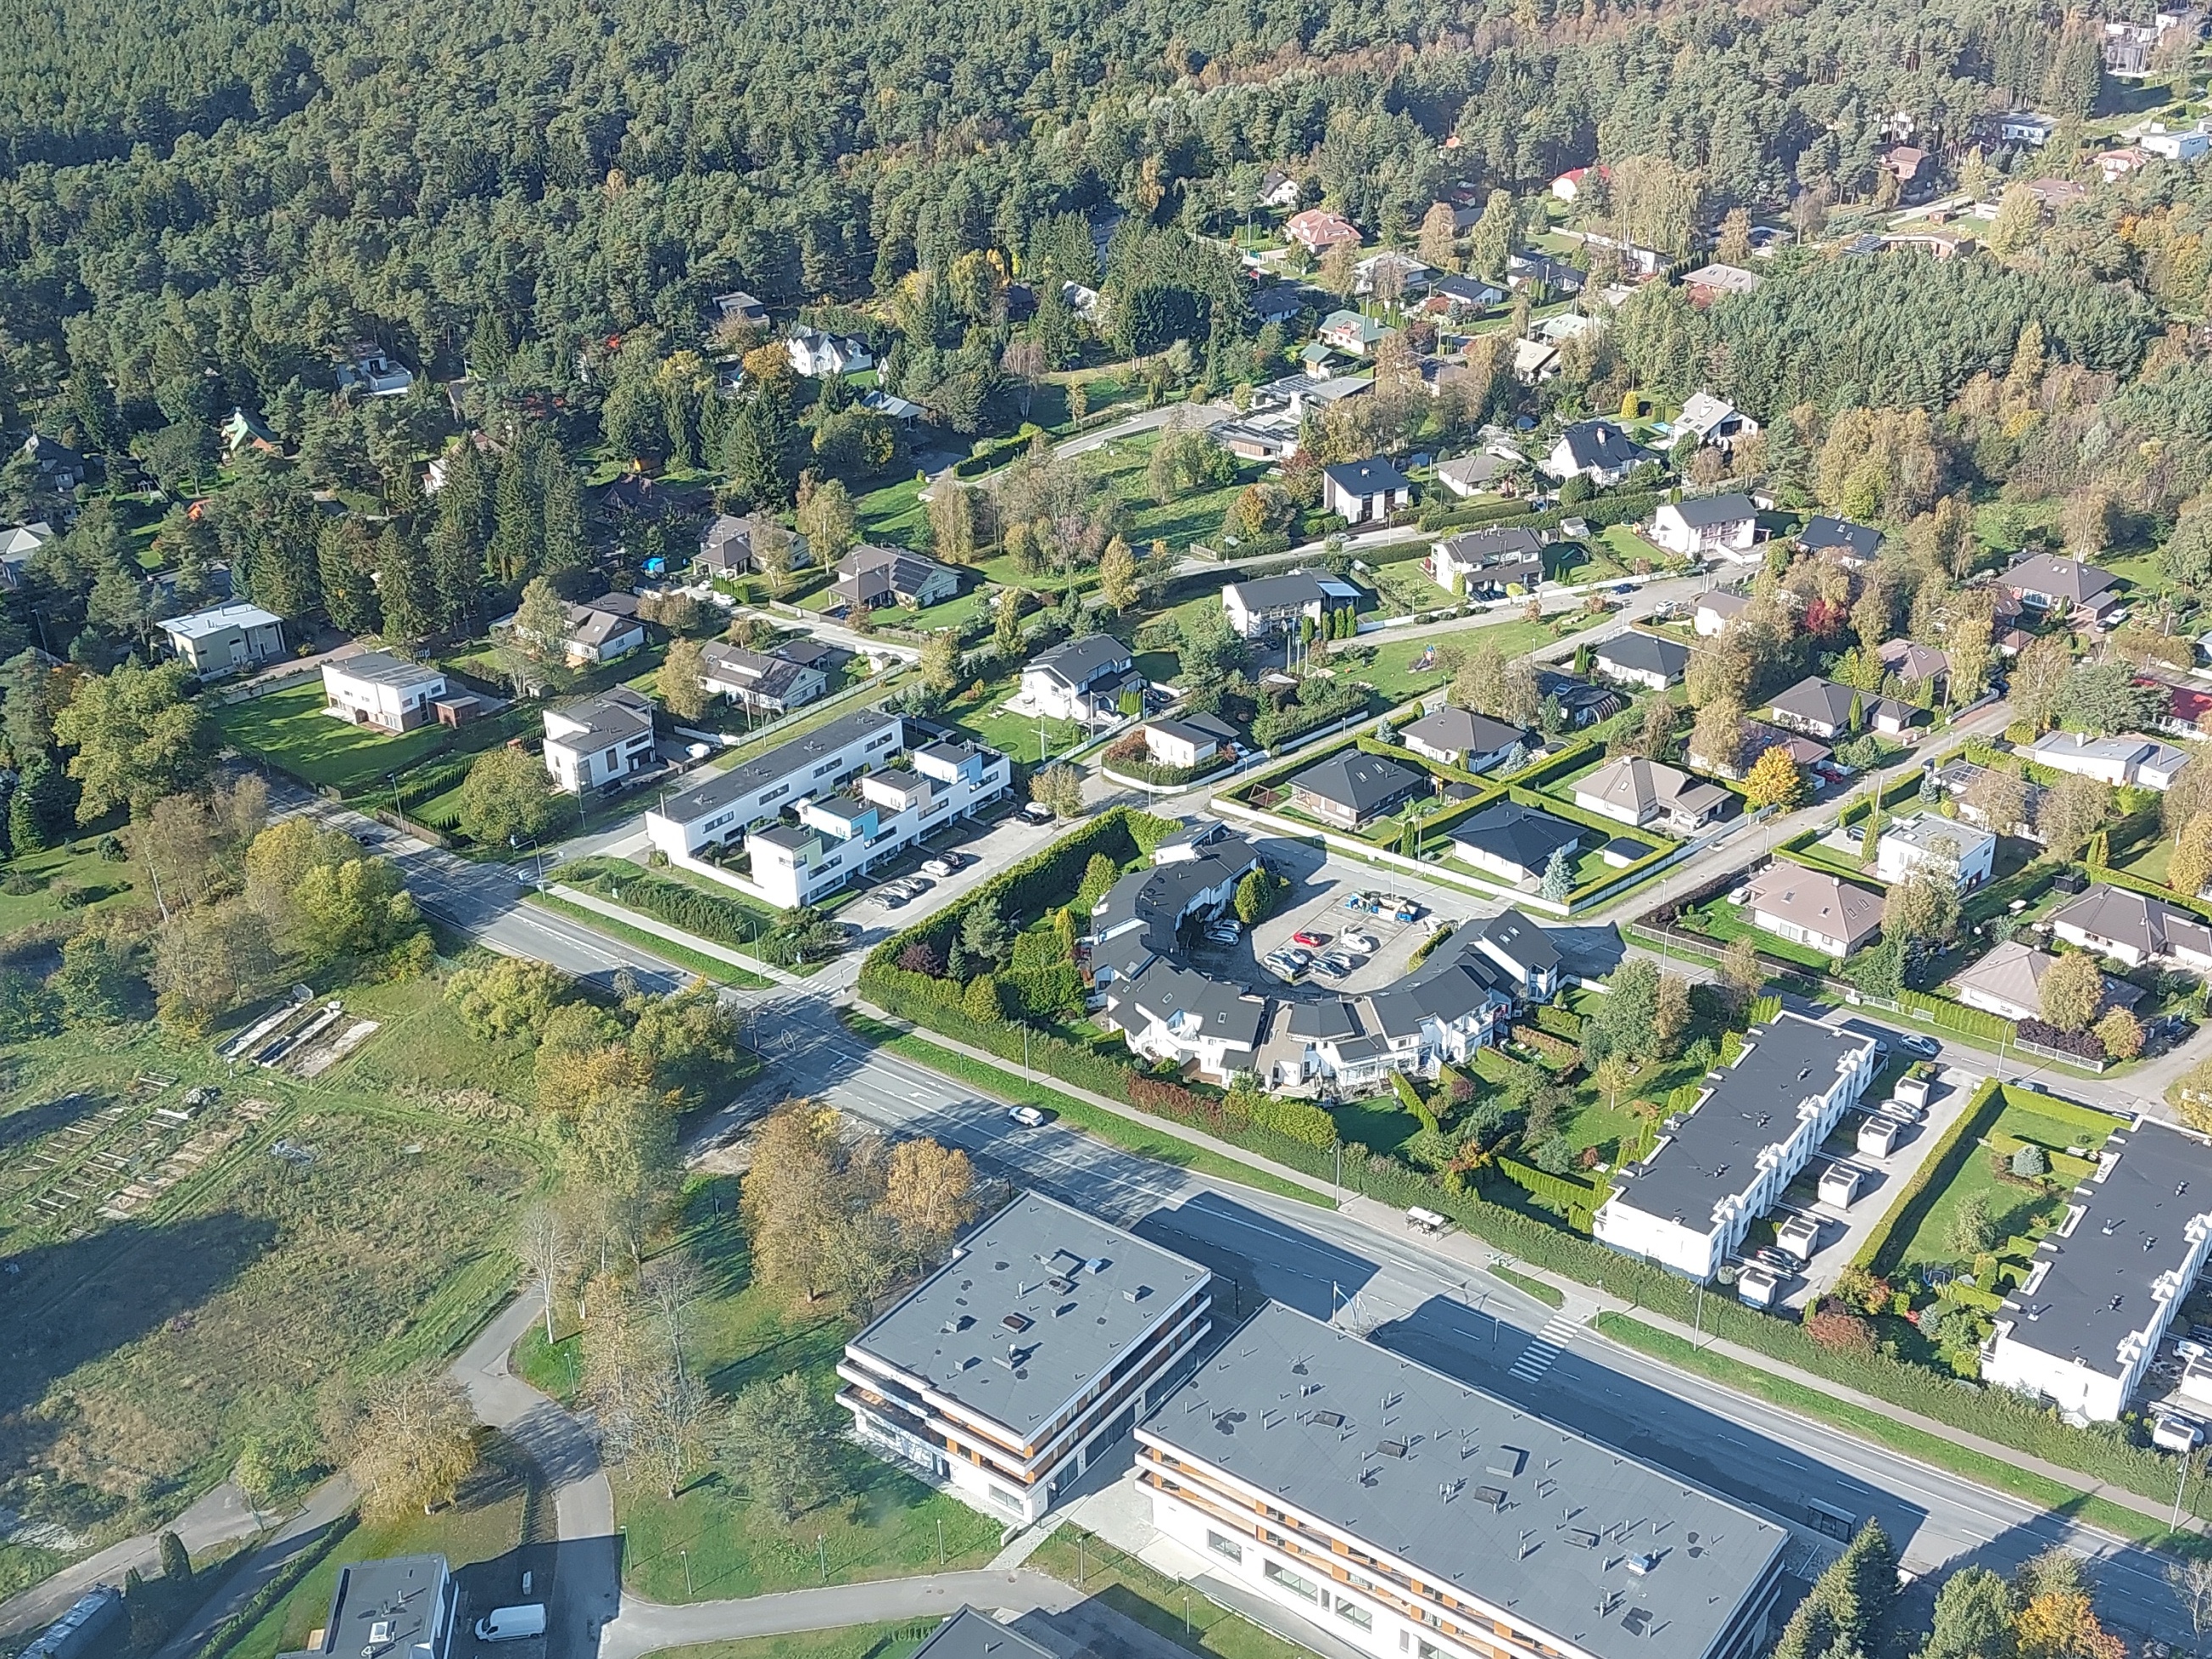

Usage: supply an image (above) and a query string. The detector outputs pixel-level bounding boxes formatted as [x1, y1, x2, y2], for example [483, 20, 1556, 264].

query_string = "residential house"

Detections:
[1572, 757, 1727, 833]
[1220, 570, 1361, 640]
[1510, 338, 1561, 384]
[1983, 1118, 2212, 1422]
[1354, 251, 1430, 297]
[1536, 311, 1600, 347]
[1795, 516, 1881, 565]
[502, 597, 647, 666]
[1505, 252, 1585, 294]
[1020, 634, 1143, 724]
[1142, 713, 1237, 771]
[904, 1612, 1055, 1659]
[2099, 146, 2154, 182]
[862, 388, 924, 425]
[1287, 751, 1424, 830]
[1946, 939, 2142, 1024]
[2048, 885, 2212, 969]
[542, 688, 657, 794]
[1320, 457, 1411, 524]
[1542, 419, 1652, 487]
[274, 1556, 450, 1659]
[0, 522, 55, 589]
[21, 435, 86, 491]
[1590, 629, 1690, 690]
[1433, 450, 1514, 496]
[1882, 145, 1934, 197]
[1926, 757, 2046, 837]
[1690, 717, 1828, 781]
[1874, 813, 1997, 889]
[1447, 800, 1584, 884]
[1423, 273, 1505, 319]
[757, 735, 1009, 909]
[840, 1193, 1211, 1523]
[2143, 120, 2212, 161]
[1577, 231, 1666, 276]
[2030, 731, 2189, 790]
[1767, 676, 1917, 740]
[835, 545, 959, 611]
[696, 512, 811, 576]
[1248, 285, 1307, 326]
[1258, 168, 1301, 208]
[1208, 413, 1299, 462]
[2147, 679, 2212, 740]
[1877, 639, 1950, 695]
[1090, 830, 1271, 1075]
[1743, 866, 1885, 957]
[1248, 371, 1371, 422]
[1285, 209, 1360, 254]
[321, 651, 452, 733]
[1997, 112, 2059, 147]
[1316, 310, 1388, 356]
[1595, 1011, 1877, 1282]
[159, 602, 285, 675]
[1428, 526, 1543, 595]
[1651, 494, 1759, 560]
[786, 327, 873, 377]
[707, 290, 768, 328]
[336, 349, 412, 397]
[221, 406, 281, 455]
[2002, 553, 2121, 623]
[2028, 177, 2091, 211]
[1398, 706, 1528, 773]
[1673, 392, 1760, 453]
[699, 640, 833, 717]
[1680, 264, 1762, 305]
[1533, 668, 1627, 728]
[1695, 590, 1751, 636]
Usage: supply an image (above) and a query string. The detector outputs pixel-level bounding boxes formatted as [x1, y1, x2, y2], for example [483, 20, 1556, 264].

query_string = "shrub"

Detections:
[2014, 1018, 2105, 1062]
[1806, 1306, 1875, 1353]
[2010, 1142, 2049, 1178]
[1388, 1070, 1440, 1135]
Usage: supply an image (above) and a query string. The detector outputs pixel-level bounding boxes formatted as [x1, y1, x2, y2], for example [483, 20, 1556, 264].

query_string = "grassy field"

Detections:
[612, 1178, 1000, 1604]
[853, 474, 930, 548]
[844, 1014, 1330, 1209]
[222, 1435, 537, 1659]
[1084, 433, 1257, 553]
[1491, 1265, 1564, 1309]
[1885, 1096, 2126, 1282]
[216, 682, 492, 793]
[0, 966, 546, 1549]
[1679, 897, 1837, 971]
[526, 891, 775, 990]
[1029, 1528, 1322, 1659]
[650, 1627, 936, 1659]
[0, 834, 144, 934]
[931, 672, 1088, 762]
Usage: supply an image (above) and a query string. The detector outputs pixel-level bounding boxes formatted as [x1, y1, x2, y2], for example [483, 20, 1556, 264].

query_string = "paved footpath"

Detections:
[600, 1570, 1083, 1659]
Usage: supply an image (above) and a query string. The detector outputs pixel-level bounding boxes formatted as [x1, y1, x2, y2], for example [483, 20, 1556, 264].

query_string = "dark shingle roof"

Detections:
[1450, 800, 1583, 869]
[1322, 456, 1412, 494]
[1290, 751, 1424, 815]
[1029, 633, 1134, 690]
[1671, 492, 1757, 528]
[1594, 630, 1690, 679]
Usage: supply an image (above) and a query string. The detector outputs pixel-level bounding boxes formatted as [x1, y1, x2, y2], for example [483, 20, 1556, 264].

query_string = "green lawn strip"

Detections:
[1029, 1528, 1322, 1659]
[0, 833, 142, 932]
[1593, 1315, 2173, 1545]
[511, 1320, 583, 1404]
[523, 891, 774, 988]
[218, 681, 463, 790]
[650, 1626, 932, 1659]
[846, 1016, 1330, 1209]
[1490, 1265, 1565, 1309]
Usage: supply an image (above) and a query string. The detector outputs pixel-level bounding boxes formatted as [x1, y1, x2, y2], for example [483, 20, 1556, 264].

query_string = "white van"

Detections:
[476, 1604, 548, 1643]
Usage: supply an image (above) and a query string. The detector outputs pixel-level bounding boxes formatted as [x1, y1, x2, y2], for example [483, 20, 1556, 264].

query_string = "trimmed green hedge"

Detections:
[1852, 1076, 2003, 1276]
[1895, 987, 2015, 1043]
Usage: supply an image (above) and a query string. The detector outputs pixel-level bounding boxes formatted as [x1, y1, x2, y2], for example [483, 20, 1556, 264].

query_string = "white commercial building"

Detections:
[1983, 1115, 2212, 1422]
[1139, 1302, 1790, 1659]
[1594, 1011, 1877, 1281]
[838, 1193, 1210, 1524]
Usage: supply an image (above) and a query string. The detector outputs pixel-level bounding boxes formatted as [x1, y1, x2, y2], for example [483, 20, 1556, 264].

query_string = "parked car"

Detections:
[1342, 932, 1377, 953]
[921, 858, 955, 878]
[1898, 1033, 1941, 1059]
[1292, 930, 1327, 947]
[1007, 1105, 1047, 1128]
[876, 887, 908, 908]
[1020, 802, 1055, 824]
[1321, 952, 1356, 976]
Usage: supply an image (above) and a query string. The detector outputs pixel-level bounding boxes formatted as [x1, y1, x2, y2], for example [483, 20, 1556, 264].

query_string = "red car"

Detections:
[1291, 930, 1327, 947]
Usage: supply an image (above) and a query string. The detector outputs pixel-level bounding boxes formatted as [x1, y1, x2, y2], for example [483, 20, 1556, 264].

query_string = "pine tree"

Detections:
[539, 450, 588, 573]
[486, 446, 537, 585]
[377, 523, 439, 644]
[316, 519, 382, 634]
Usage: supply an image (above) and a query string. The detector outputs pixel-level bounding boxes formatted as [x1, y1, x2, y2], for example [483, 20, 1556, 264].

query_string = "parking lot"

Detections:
[841, 801, 1067, 942]
[1189, 859, 1449, 1001]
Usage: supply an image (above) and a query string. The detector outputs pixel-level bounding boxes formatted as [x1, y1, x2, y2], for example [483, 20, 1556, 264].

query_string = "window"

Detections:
[1335, 1599, 1372, 1632]
[1206, 1532, 1243, 1564]
[1264, 1561, 1320, 1605]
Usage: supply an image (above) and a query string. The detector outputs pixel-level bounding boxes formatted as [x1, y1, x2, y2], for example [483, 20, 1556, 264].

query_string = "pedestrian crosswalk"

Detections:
[1508, 1312, 1580, 1383]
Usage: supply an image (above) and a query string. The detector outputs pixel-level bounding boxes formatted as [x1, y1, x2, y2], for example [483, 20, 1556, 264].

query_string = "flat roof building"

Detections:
[161, 601, 286, 676]
[1984, 1114, 2212, 1422]
[838, 1193, 1212, 1525]
[1595, 1011, 1876, 1281]
[276, 1554, 454, 1659]
[1138, 1302, 1789, 1659]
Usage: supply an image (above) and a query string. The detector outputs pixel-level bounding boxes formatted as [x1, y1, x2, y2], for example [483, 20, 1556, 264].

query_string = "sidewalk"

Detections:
[865, 1007, 2200, 1546]
[546, 884, 807, 986]
[598, 1570, 1084, 1659]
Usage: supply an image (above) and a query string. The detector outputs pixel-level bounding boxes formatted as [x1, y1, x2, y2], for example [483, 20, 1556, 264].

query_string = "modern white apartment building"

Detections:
[1983, 1115, 2212, 1422]
[1593, 1011, 1877, 1281]
[838, 1193, 1211, 1524]
[1874, 813, 1997, 890]
[1138, 1303, 1790, 1659]
[643, 709, 1008, 908]
[541, 687, 656, 793]
[321, 651, 451, 733]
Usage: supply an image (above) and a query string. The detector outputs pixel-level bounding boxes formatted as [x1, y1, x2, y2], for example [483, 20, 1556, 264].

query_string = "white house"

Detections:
[1572, 756, 1727, 833]
[1594, 1011, 1877, 1282]
[1220, 570, 1360, 640]
[1428, 526, 1543, 595]
[698, 640, 832, 717]
[787, 327, 874, 377]
[2142, 120, 2212, 160]
[159, 602, 286, 676]
[1398, 705, 1527, 773]
[1589, 629, 1690, 690]
[1258, 167, 1302, 208]
[2030, 731, 2190, 790]
[2048, 885, 2212, 970]
[1142, 714, 1236, 770]
[1743, 865, 1885, 958]
[1874, 813, 1997, 890]
[1651, 494, 1758, 560]
[1982, 1117, 2212, 1422]
[1946, 939, 2142, 1023]
[1673, 392, 1760, 453]
[542, 689, 657, 794]
[1020, 634, 1142, 723]
[1695, 590, 1751, 635]
[337, 350, 413, 397]
[0, 522, 54, 588]
[1321, 457, 1411, 523]
[1542, 419, 1653, 486]
[321, 651, 450, 733]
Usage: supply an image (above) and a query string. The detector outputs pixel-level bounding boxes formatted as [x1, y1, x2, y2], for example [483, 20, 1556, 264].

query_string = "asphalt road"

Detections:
[710, 995, 2198, 1645]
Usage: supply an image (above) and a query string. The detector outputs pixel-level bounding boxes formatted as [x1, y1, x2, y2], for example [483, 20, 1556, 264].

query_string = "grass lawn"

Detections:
[854, 474, 930, 548]
[1371, 562, 1455, 615]
[1491, 1265, 1564, 1309]
[217, 681, 471, 792]
[1352, 617, 1578, 707]
[1029, 1528, 1323, 1659]
[649, 1628, 935, 1659]
[1681, 898, 1836, 972]
[1085, 433, 1257, 553]
[612, 1179, 1001, 1604]
[1329, 1098, 1423, 1157]
[221, 1436, 535, 1659]
[1886, 1095, 2126, 1282]
[0, 833, 143, 933]
[1594, 1315, 2177, 1545]
[0, 966, 547, 1548]
[936, 673, 1087, 762]
[844, 1014, 1330, 1209]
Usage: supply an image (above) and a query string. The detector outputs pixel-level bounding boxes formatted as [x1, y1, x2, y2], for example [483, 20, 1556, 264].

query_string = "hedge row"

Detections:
[2086, 857, 2212, 922]
[1896, 987, 2015, 1044]
[1852, 1076, 2003, 1276]
[1493, 1153, 1609, 1219]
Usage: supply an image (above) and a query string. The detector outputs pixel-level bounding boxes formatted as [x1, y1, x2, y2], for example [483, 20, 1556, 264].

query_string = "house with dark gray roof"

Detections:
[1535, 669, 1627, 729]
[1399, 706, 1528, 772]
[2003, 552, 2121, 622]
[1139, 1302, 1790, 1659]
[1652, 492, 1758, 561]
[1767, 675, 1916, 740]
[1428, 526, 1544, 595]
[1020, 634, 1142, 723]
[1287, 751, 1424, 830]
[1221, 569, 1362, 640]
[1591, 628, 1690, 690]
[1321, 456, 1412, 524]
[1795, 515, 1880, 564]
[1542, 419, 1653, 487]
[1595, 1009, 1877, 1280]
[699, 640, 832, 716]
[836, 545, 959, 611]
[1448, 800, 1584, 883]
[2049, 884, 2212, 969]
[542, 687, 657, 794]
[908, 1611, 1054, 1659]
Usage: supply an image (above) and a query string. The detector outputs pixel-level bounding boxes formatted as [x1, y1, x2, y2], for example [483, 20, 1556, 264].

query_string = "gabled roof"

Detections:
[1028, 633, 1134, 690]
[1435, 451, 1510, 488]
[565, 600, 642, 648]
[1290, 751, 1423, 814]
[1399, 705, 1526, 757]
[1697, 590, 1751, 623]
[2049, 884, 2212, 958]
[1553, 419, 1649, 472]
[1466, 906, 1562, 974]
[1449, 800, 1584, 869]
[1768, 675, 1909, 729]
[1322, 456, 1410, 494]
[1675, 392, 1741, 437]
[1667, 493, 1757, 528]
[1593, 630, 1690, 679]
[2003, 553, 2118, 604]
[1796, 516, 1880, 561]
[1575, 756, 1727, 820]
[1435, 526, 1542, 566]
[838, 545, 955, 602]
[1121, 957, 1269, 1050]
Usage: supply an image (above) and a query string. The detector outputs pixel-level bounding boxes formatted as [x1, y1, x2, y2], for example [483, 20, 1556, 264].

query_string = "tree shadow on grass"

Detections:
[0, 1089, 109, 1160]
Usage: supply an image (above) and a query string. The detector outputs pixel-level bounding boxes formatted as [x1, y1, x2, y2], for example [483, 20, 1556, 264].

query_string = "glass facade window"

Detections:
[1206, 1532, 1243, 1563]
[1335, 1597, 1373, 1631]
[1264, 1561, 1320, 1604]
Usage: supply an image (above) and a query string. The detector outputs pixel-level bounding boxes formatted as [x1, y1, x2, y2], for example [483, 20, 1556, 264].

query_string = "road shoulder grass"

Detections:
[841, 1014, 1331, 1210]
[1029, 1528, 1321, 1659]
[1492, 1265, 1564, 1309]
[523, 891, 775, 988]
[1593, 1314, 2177, 1546]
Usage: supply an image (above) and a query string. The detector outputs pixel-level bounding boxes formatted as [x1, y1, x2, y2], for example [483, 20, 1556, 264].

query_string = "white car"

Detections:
[1341, 932, 1377, 953]
[1008, 1105, 1047, 1128]
[921, 858, 954, 878]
